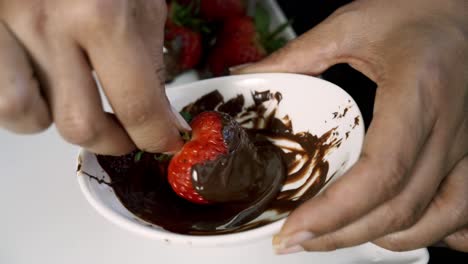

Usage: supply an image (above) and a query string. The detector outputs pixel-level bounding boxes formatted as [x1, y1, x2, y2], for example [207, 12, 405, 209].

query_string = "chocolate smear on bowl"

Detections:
[93, 90, 347, 235]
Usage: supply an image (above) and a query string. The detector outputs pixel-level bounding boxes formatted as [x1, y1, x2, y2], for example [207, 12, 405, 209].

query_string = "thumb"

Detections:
[232, 11, 352, 76]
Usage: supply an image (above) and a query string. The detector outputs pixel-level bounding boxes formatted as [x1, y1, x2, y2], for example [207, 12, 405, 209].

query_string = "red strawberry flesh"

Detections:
[168, 111, 286, 208]
[200, 0, 246, 21]
[208, 16, 266, 76]
[168, 111, 228, 204]
[165, 21, 202, 71]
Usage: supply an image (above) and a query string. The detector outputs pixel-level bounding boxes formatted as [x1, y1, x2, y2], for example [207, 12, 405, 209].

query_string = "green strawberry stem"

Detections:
[265, 19, 294, 41]
[134, 150, 145, 162]
[182, 131, 192, 142]
[253, 3, 292, 53]
[180, 111, 193, 123]
[254, 4, 270, 38]
[154, 153, 172, 162]
[171, 0, 211, 33]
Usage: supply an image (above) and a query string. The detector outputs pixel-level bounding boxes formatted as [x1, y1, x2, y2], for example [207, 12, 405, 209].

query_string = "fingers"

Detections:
[274, 74, 433, 253]
[2, 1, 185, 154]
[289, 126, 452, 251]
[374, 156, 468, 252]
[47, 40, 136, 155]
[444, 226, 468, 252]
[77, 1, 184, 153]
[0, 21, 51, 133]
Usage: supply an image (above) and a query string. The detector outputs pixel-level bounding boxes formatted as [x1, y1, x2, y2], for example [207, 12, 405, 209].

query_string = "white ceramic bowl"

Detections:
[77, 73, 365, 247]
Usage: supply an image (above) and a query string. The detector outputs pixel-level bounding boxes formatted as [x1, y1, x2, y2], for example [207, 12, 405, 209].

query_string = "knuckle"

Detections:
[305, 234, 342, 252]
[385, 198, 427, 231]
[134, 134, 173, 153]
[386, 157, 409, 184]
[448, 198, 468, 224]
[25, 4, 49, 37]
[359, 152, 408, 197]
[56, 112, 100, 146]
[75, 0, 129, 33]
[445, 229, 468, 252]
[321, 233, 344, 250]
[117, 99, 156, 128]
[377, 236, 409, 252]
[387, 206, 419, 231]
[328, 2, 363, 26]
[379, 155, 409, 193]
[0, 90, 33, 121]
[36, 118, 52, 132]
[417, 56, 446, 102]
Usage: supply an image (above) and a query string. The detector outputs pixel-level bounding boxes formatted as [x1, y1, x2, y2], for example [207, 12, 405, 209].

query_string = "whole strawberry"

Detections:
[165, 20, 202, 71]
[200, 0, 246, 21]
[207, 16, 266, 76]
[168, 111, 229, 204]
[164, 2, 206, 72]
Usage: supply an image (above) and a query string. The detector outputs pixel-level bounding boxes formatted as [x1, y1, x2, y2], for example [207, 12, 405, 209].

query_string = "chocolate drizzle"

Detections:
[192, 112, 286, 205]
[95, 90, 344, 235]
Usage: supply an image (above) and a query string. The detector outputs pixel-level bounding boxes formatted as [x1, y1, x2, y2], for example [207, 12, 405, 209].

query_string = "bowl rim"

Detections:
[78, 162, 286, 246]
[77, 73, 365, 246]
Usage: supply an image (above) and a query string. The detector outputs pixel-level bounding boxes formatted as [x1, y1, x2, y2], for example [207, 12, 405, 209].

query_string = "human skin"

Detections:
[0, 0, 190, 155]
[235, 0, 468, 254]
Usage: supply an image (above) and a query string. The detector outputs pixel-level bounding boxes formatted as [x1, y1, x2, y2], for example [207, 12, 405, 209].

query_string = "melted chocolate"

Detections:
[93, 90, 343, 235]
[192, 112, 286, 206]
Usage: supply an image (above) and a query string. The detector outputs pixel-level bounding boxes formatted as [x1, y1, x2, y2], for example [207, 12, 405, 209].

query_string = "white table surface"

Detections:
[0, 128, 429, 264]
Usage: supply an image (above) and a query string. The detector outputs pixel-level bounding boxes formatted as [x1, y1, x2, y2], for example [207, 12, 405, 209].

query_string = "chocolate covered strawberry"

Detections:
[168, 111, 229, 204]
[168, 110, 287, 205]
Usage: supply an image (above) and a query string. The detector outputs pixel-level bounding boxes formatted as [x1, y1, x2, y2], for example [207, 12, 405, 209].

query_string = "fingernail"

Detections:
[171, 106, 192, 132]
[273, 231, 315, 254]
[228, 63, 253, 74]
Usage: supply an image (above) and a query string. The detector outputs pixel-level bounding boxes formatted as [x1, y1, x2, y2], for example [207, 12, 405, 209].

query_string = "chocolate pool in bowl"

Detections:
[77, 73, 365, 246]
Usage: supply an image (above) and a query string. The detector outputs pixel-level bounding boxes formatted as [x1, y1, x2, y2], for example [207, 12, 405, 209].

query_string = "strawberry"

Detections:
[164, 2, 205, 71]
[165, 20, 202, 71]
[199, 0, 246, 21]
[207, 16, 266, 76]
[206, 4, 292, 77]
[168, 111, 233, 204]
[217, 15, 257, 42]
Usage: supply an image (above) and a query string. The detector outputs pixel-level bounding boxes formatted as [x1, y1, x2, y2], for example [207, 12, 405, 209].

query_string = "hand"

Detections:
[0, 0, 189, 155]
[235, 0, 468, 253]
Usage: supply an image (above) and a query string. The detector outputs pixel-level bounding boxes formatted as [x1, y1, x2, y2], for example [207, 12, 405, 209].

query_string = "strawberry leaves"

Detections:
[170, 0, 211, 33]
[254, 4, 270, 38]
[254, 4, 290, 53]
[134, 150, 145, 162]
[154, 153, 172, 162]
[180, 111, 193, 123]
